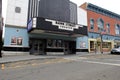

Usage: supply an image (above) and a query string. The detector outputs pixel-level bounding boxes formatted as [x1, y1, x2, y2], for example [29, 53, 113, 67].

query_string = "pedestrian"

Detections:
[95, 47, 97, 54]
[0, 40, 3, 58]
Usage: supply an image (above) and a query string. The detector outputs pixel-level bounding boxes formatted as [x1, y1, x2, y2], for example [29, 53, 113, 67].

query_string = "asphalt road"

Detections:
[0, 54, 120, 80]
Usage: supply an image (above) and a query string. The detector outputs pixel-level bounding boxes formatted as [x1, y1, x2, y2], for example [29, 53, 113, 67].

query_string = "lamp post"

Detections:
[100, 29, 106, 54]
[100, 32, 103, 54]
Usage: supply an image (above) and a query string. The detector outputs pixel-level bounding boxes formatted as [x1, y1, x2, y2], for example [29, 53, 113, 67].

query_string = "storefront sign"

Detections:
[46, 19, 83, 31]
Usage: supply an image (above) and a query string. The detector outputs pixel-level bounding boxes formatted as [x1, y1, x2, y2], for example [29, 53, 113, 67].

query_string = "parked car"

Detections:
[111, 46, 120, 54]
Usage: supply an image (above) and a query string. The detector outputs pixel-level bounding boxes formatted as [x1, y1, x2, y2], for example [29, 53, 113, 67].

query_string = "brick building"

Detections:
[80, 3, 120, 53]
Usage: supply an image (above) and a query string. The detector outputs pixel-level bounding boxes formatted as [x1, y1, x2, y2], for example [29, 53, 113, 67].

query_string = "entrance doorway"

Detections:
[29, 39, 76, 55]
[97, 42, 101, 53]
[64, 41, 76, 54]
[29, 39, 46, 55]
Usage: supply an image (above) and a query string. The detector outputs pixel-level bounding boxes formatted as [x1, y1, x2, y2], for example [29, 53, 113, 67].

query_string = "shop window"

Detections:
[11, 36, 23, 45]
[11, 37, 17, 45]
[17, 37, 22, 45]
[47, 39, 63, 48]
[47, 39, 53, 47]
[102, 42, 111, 48]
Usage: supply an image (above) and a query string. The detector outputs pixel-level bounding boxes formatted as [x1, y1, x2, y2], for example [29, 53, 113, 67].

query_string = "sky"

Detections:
[2, 0, 7, 21]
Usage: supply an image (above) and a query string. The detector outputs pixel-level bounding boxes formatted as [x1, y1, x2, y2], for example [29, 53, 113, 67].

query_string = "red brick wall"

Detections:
[87, 10, 120, 36]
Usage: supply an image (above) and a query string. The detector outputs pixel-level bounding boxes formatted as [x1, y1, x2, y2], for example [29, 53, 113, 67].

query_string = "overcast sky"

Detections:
[70, 0, 120, 15]
[2, 0, 7, 18]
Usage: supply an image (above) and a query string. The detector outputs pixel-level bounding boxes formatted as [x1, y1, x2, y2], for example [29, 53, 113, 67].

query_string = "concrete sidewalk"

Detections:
[0, 52, 110, 64]
[0, 55, 57, 64]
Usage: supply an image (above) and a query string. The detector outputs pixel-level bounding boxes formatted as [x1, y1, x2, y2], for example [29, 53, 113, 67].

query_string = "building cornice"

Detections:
[87, 3, 120, 20]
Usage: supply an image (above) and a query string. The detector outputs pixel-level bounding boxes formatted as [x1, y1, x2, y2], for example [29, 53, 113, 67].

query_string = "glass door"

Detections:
[30, 39, 46, 55]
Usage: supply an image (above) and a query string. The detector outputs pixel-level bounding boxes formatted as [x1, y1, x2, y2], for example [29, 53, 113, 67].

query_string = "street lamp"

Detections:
[100, 32, 103, 54]
[100, 29, 106, 54]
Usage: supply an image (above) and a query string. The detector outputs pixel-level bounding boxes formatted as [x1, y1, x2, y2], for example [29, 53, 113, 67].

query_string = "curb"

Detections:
[0, 57, 57, 64]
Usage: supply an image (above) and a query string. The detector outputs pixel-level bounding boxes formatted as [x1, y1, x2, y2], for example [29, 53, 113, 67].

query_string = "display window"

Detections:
[47, 39, 63, 48]
[11, 36, 23, 45]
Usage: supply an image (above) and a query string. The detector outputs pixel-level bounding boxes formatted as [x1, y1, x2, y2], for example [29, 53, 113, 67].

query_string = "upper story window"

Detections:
[15, 7, 21, 13]
[115, 24, 120, 35]
[106, 23, 110, 34]
[90, 19, 94, 31]
[97, 18, 104, 32]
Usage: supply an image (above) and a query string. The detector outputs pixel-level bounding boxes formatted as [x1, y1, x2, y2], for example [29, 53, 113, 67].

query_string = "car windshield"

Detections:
[115, 46, 120, 48]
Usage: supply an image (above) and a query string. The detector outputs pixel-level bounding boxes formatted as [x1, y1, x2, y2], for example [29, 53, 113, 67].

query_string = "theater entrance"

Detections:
[29, 39, 46, 55]
[29, 38, 76, 55]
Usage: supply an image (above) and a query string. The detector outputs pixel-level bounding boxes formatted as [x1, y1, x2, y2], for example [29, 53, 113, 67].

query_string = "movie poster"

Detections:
[11, 37, 22, 45]
[80, 41, 86, 48]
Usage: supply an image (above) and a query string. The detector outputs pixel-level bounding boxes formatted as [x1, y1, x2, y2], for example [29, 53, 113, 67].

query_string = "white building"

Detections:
[3, 0, 29, 55]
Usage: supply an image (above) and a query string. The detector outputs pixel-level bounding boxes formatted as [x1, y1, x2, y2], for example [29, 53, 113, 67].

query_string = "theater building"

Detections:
[80, 3, 120, 53]
[27, 0, 88, 55]
[3, 0, 87, 55]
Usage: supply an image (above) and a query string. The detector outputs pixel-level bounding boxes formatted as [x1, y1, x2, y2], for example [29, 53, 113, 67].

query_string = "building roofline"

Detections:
[86, 3, 120, 20]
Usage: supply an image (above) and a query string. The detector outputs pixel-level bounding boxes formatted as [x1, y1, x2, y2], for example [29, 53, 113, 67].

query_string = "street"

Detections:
[0, 54, 120, 80]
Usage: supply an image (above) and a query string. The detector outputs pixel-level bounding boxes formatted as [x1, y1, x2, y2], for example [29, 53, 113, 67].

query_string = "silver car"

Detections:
[111, 46, 120, 54]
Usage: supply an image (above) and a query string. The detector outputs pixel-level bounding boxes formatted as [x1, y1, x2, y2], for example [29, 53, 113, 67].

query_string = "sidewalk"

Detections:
[0, 55, 56, 64]
[0, 52, 110, 64]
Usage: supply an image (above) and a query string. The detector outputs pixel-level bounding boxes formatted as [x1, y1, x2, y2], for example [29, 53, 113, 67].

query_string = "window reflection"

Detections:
[47, 39, 63, 48]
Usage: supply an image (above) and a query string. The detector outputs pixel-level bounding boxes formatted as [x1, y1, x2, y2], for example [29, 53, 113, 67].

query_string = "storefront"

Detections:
[89, 38, 96, 53]
[29, 38, 76, 55]
[102, 40, 113, 52]
[89, 38, 113, 53]
[28, 17, 87, 55]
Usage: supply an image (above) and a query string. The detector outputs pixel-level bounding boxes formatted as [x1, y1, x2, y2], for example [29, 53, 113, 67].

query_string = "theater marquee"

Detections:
[45, 19, 83, 31]
[27, 17, 88, 36]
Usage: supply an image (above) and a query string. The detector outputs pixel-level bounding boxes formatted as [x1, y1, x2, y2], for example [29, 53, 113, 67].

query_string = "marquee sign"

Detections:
[45, 19, 83, 31]
[28, 17, 88, 36]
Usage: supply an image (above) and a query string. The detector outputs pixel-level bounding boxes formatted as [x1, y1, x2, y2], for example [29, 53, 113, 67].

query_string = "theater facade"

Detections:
[27, 0, 88, 55]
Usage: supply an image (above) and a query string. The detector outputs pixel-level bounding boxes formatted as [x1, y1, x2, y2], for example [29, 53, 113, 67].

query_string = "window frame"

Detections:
[115, 24, 120, 35]
[106, 23, 110, 34]
[90, 18, 94, 31]
[97, 18, 104, 33]
[15, 6, 21, 13]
